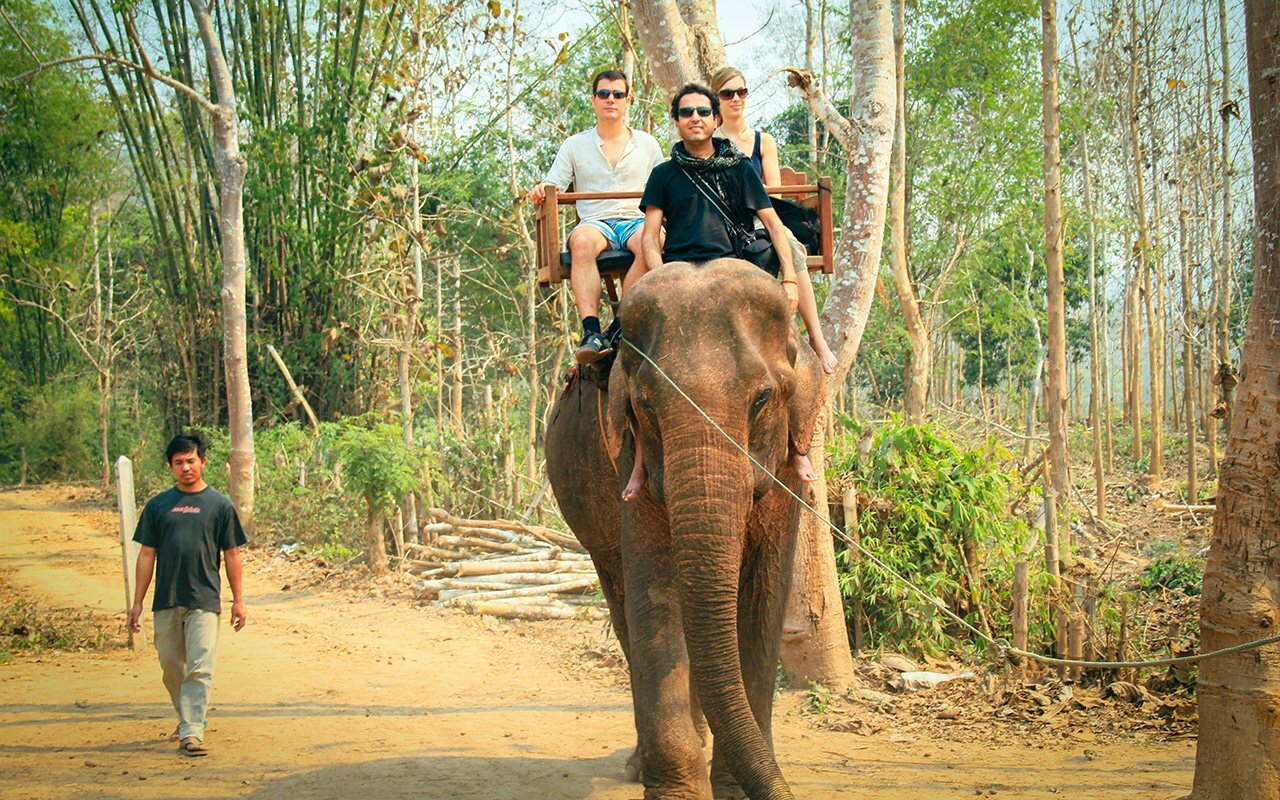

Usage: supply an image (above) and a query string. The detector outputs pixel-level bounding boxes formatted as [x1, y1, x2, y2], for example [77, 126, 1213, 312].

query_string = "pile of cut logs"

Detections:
[408, 509, 605, 622]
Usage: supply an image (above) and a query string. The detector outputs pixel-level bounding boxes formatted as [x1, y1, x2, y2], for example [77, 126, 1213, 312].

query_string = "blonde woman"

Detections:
[711, 67, 837, 374]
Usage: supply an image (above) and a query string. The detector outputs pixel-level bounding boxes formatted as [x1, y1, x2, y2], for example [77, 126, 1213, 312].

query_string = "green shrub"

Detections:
[0, 379, 98, 483]
[1138, 549, 1203, 595]
[828, 416, 1036, 655]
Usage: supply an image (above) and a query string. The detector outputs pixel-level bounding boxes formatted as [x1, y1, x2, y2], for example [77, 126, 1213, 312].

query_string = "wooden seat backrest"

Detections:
[536, 167, 834, 286]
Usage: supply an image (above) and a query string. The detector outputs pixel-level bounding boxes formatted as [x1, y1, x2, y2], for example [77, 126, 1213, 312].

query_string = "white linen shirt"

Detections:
[543, 127, 665, 224]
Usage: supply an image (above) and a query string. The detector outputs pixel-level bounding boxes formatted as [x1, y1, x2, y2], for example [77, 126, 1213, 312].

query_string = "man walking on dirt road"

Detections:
[128, 431, 247, 756]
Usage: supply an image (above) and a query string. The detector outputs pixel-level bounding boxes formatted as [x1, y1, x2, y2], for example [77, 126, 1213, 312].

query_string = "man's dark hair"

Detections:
[591, 68, 629, 95]
[166, 431, 208, 464]
[669, 83, 719, 120]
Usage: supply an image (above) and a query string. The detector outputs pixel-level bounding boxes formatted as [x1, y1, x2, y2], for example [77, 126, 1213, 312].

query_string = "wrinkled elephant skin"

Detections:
[546, 259, 823, 800]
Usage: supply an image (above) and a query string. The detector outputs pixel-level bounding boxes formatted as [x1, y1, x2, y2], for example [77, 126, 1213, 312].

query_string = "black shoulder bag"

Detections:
[678, 167, 780, 276]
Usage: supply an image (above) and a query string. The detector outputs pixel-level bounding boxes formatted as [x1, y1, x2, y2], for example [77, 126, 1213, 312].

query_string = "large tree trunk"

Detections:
[1040, 0, 1068, 521]
[629, 0, 727, 94]
[192, 0, 254, 534]
[780, 0, 895, 690]
[890, 0, 928, 422]
[1189, 2, 1280, 795]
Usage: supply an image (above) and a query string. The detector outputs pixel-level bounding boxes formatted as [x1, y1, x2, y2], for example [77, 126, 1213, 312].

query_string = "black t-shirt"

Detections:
[133, 486, 247, 613]
[640, 159, 771, 264]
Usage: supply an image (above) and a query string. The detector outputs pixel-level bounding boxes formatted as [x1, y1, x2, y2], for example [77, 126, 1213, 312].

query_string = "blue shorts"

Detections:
[573, 218, 644, 251]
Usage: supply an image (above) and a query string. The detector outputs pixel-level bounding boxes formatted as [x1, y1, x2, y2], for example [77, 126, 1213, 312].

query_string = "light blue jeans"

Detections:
[153, 607, 219, 742]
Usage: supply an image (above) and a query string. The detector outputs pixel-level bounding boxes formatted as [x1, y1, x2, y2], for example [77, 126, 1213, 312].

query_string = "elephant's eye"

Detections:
[752, 386, 773, 411]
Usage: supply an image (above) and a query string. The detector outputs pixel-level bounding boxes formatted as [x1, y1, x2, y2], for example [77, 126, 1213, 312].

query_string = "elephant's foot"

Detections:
[711, 781, 747, 800]
[624, 744, 644, 783]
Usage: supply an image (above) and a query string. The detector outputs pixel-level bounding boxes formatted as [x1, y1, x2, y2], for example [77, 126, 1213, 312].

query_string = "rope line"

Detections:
[622, 338, 1280, 671]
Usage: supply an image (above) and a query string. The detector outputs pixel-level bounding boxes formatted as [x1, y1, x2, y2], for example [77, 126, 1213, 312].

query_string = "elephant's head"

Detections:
[606, 258, 823, 797]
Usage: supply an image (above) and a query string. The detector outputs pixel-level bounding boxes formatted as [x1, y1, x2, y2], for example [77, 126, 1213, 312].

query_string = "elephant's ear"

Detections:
[788, 350, 826, 456]
[605, 365, 632, 460]
[786, 327, 799, 367]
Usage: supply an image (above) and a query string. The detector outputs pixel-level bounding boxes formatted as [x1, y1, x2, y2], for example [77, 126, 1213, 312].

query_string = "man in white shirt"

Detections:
[531, 69, 664, 364]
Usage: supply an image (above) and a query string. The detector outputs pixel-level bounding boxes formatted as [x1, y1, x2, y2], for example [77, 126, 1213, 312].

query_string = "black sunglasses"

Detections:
[718, 87, 749, 100]
[594, 89, 628, 100]
[676, 106, 714, 119]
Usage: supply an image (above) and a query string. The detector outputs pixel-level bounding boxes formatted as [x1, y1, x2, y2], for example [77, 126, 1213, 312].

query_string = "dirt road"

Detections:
[0, 487, 1194, 799]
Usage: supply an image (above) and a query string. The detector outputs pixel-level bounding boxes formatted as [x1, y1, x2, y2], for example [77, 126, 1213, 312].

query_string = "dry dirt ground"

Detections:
[0, 486, 1194, 799]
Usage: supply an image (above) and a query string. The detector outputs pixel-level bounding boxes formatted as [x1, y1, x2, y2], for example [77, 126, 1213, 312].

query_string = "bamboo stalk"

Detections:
[443, 576, 598, 604]
[427, 508, 583, 551]
[434, 534, 524, 553]
[459, 600, 607, 621]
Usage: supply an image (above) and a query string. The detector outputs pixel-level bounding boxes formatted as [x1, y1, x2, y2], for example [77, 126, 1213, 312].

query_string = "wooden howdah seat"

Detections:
[535, 166, 835, 290]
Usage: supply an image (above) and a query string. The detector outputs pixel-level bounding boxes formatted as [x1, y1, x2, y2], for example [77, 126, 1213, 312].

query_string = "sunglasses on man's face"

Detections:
[718, 87, 749, 100]
[594, 89, 628, 100]
[677, 106, 714, 119]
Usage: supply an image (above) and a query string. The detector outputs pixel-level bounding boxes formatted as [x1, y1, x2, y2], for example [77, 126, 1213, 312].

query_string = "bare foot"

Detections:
[811, 337, 837, 374]
[622, 456, 646, 502]
[791, 450, 817, 482]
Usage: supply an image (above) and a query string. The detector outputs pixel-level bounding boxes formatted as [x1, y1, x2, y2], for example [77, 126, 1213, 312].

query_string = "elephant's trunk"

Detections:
[664, 424, 793, 800]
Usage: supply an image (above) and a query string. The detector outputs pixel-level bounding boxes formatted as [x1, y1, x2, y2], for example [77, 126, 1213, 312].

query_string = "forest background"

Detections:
[0, 0, 1254, 665]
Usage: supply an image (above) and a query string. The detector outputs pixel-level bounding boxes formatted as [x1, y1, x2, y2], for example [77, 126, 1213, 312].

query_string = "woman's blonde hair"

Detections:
[710, 67, 746, 95]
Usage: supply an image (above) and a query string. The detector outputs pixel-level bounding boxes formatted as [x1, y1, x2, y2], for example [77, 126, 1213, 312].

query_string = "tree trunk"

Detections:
[629, 0, 727, 95]
[192, 0, 255, 534]
[1180, 199, 1198, 503]
[1189, 3, 1280, 794]
[780, 0, 895, 690]
[365, 502, 388, 577]
[1040, 0, 1069, 520]
[1138, 0, 1164, 484]
[890, 0, 928, 423]
[1214, 0, 1236, 434]
[1068, 17, 1106, 519]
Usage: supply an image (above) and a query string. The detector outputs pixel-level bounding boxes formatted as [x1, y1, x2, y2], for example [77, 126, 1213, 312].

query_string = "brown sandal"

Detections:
[179, 737, 209, 756]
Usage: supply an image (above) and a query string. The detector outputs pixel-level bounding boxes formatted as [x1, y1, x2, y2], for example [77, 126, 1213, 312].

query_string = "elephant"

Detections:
[545, 259, 824, 799]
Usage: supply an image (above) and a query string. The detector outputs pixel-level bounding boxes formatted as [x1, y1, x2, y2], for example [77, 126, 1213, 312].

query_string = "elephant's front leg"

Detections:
[710, 488, 802, 799]
[624, 495, 712, 799]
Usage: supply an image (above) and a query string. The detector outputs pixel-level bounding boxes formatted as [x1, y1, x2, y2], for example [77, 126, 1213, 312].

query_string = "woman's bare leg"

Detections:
[623, 439, 646, 501]
[795, 267, 836, 374]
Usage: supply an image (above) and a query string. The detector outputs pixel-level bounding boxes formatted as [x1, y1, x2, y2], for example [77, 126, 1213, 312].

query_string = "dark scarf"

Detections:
[670, 137, 743, 172]
[671, 137, 750, 221]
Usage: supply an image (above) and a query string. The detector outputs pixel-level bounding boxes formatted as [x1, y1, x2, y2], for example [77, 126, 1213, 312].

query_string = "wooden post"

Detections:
[1116, 594, 1129, 683]
[115, 456, 142, 650]
[843, 485, 864, 652]
[18, 446, 27, 487]
[1068, 613, 1085, 683]
[1012, 560, 1029, 677]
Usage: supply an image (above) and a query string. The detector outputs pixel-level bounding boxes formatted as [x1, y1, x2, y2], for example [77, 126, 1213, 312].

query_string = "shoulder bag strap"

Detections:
[678, 166, 751, 241]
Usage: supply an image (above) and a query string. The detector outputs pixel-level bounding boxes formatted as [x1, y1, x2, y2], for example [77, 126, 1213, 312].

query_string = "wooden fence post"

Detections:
[1068, 613, 1085, 683]
[115, 456, 142, 650]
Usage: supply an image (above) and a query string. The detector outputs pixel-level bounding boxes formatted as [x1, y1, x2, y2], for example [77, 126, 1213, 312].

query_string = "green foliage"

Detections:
[0, 379, 97, 483]
[802, 681, 836, 715]
[829, 416, 1032, 654]
[1138, 546, 1203, 596]
[332, 418, 422, 512]
[253, 422, 361, 548]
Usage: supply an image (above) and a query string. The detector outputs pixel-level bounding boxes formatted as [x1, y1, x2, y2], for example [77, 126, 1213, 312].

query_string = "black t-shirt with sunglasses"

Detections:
[640, 155, 771, 265]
